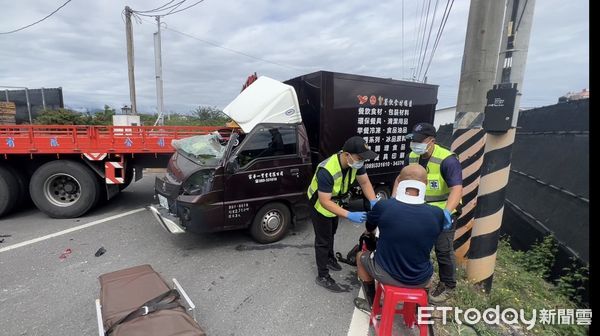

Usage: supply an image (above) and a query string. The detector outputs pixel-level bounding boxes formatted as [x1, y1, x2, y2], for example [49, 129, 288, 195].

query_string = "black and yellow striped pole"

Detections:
[451, 128, 486, 265]
[450, 0, 506, 266]
[467, 0, 536, 291]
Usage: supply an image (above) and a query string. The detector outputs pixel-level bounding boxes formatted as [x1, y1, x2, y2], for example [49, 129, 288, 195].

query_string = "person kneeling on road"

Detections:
[307, 136, 379, 293]
[354, 164, 448, 312]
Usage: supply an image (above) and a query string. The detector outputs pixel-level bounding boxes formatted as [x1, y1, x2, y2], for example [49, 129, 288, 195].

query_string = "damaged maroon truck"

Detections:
[149, 71, 438, 243]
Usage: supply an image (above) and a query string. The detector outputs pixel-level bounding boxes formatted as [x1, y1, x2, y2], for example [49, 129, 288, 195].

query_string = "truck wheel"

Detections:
[375, 186, 391, 200]
[7, 166, 31, 207]
[30, 160, 100, 218]
[0, 166, 19, 217]
[250, 202, 291, 244]
[363, 186, 392, 211]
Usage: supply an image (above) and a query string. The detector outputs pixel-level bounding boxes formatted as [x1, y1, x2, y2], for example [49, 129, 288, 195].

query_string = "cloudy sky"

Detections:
[0, 0, 589, 115]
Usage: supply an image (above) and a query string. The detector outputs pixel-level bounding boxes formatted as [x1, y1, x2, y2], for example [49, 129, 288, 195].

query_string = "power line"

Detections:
[135, 0, 178, 13]
[133, 15, 306, 70]
[422, 0, 454, 80]
[132, 0, 206, 17]
[414, 0, 432, 81]
[401, 0, 404, 79]
[412, 0, 428, 80]
[134, 1, 186, 15]
[164, 1, 186, 15]
[0, 0, 73, 35]
[515, 0, 530, 32]
[417, 0, 441, 81]
[162, 24, 303, 70]
[164, 0, 205, 15]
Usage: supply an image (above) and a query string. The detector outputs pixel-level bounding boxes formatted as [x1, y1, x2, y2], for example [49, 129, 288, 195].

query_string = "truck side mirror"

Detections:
[226, 155, 239, 174]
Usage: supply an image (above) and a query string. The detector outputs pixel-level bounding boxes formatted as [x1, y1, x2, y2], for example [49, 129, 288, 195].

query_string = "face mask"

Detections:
[347, 154, 365, 169]
[410, 141, 429, 155]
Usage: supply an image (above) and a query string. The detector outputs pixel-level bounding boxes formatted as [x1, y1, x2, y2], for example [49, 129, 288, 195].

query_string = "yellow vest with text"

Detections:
[307, 153, 358, 217]
[409, 144, 458, 212]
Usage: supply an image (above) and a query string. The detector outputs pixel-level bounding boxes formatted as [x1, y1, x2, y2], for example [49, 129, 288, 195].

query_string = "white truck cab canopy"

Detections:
[223, 76, 302, 133]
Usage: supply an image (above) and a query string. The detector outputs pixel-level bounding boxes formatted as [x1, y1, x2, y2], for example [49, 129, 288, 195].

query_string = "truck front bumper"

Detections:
[147, 204, 186, 234]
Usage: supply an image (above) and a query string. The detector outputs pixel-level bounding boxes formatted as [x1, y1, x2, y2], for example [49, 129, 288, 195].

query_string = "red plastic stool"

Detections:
[369, 282, 429, 336]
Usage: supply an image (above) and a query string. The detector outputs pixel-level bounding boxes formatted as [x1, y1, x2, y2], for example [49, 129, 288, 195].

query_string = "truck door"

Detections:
[223, 124, 310, 229]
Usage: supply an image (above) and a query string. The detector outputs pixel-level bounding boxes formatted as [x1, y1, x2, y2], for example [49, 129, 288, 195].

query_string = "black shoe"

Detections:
[353, 297, 372, 314]
[429, 282, 455, 304]
[327, 258, 343, 271]
[315, 275, 344, 293]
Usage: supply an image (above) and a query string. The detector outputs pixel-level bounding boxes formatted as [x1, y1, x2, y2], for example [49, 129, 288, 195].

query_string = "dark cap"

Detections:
[407, 122, 436, 142]
[343, 136, 378, 160]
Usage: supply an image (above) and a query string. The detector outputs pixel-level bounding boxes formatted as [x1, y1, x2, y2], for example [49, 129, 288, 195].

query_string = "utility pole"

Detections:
[125, 6, 137, 114]
[154, 16, 165, 126]
[450, 0, 507, 266]
[467, 0, 536, 292]
[24, 87, 32, 123]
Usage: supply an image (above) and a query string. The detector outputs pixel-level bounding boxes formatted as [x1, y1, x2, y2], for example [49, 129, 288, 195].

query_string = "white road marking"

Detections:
[0, 208, 146, 253]
[347, 287, 370, 336]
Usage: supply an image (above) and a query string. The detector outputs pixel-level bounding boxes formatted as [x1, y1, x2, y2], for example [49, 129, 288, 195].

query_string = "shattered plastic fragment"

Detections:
[95, 247, 106, 257]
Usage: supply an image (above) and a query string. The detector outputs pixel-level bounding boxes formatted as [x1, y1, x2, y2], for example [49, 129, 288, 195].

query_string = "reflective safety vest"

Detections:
[307, 153, 357, 217]
[409, 144, 458, 211]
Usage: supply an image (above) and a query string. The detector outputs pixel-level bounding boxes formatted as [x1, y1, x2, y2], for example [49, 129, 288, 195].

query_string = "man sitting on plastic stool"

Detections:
[354, 164, 447, 312]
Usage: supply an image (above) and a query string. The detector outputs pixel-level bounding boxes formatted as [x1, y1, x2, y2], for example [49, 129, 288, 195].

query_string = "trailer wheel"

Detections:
[30, 160, 100, 218]
[250, 202, 291, 244]
[0, 166, 19, 217]
[7, 166, 31, 207]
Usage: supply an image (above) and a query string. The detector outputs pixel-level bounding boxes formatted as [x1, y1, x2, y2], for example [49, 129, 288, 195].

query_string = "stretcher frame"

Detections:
[94, 278, 197, 336]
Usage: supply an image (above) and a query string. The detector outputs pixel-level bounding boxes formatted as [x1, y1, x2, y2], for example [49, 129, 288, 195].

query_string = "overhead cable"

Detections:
[0, 0, 73, 35]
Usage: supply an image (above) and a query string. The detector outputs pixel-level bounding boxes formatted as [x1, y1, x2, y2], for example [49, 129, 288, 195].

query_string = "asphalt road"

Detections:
[0, 173, 369, 336]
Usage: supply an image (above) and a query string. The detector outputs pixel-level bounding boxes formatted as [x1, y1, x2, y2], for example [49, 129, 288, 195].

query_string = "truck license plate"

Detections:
[158, 194, 169, 209]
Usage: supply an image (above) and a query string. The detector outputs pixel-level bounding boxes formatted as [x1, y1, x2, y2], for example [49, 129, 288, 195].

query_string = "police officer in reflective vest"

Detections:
[308, 136, 379, 292]
[393, 122, 463, 303]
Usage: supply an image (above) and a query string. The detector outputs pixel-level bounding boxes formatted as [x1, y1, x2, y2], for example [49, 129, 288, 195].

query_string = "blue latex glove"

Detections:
[369, 199, 379, 210]
[347, 211, 367, 223]
[443, 209, 453, 230]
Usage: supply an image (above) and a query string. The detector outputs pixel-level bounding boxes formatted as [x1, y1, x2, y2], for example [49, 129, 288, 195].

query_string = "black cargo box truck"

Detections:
[149, 71, 438, 243]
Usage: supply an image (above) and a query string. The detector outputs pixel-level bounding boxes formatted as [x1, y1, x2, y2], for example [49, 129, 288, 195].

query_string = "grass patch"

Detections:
[433, 238, 588, 336]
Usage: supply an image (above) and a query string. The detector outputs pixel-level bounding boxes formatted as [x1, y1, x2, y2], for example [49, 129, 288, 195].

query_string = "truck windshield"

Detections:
[172, 132, 228, 166]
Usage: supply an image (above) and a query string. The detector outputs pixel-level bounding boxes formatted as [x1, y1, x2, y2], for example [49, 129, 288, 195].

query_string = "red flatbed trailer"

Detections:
[0, 125, 227, 218]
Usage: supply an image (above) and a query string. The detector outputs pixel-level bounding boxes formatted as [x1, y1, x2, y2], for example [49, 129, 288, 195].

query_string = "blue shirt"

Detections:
[366, 199, 444, 285]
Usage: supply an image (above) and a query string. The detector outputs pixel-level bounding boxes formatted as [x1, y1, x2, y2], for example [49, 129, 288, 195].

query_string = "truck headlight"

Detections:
[182, 170, 213, 195]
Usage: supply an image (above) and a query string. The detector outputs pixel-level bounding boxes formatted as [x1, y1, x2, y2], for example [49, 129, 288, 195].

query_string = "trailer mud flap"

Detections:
[147, 205, 186, 234]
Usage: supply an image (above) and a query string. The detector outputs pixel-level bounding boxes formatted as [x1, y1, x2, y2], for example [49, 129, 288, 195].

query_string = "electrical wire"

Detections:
[164, 1, 186, 15]
[417, 0, 441, 81]
[132, 0, 205, 18]
[411, 0, 428, 80]
[415, 0, 433, 81]
[163, 25, 302, 70]
[132, 14, 305, 70]
[422, 0, 454, 80]
[134, 0, 178, 13]
[401, 0, 404, 79]
[515, 0, 530, 32]
[164, 0, 205, 15]
[0, 0, 73, 35]
[134, 1, 186, 15]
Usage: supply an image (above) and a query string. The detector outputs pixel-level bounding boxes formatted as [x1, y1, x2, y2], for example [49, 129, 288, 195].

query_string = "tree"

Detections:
[34, 108, 90, 125]
[89, 105, 115, 125]
[191, 106, 230, 125]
